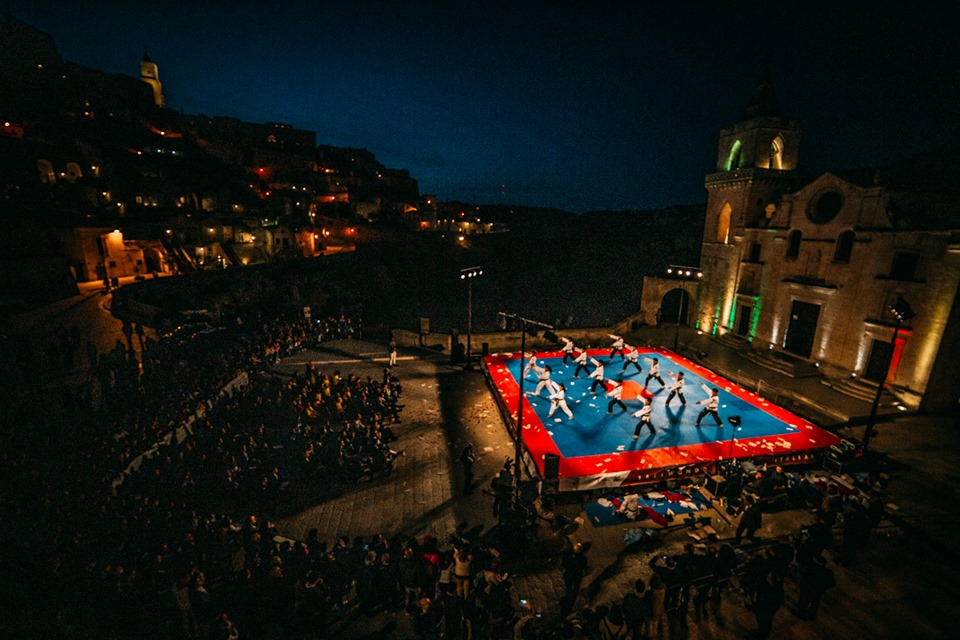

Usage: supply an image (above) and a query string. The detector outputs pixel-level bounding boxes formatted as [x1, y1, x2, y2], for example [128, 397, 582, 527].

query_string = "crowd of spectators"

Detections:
[0, 308, 409, 639]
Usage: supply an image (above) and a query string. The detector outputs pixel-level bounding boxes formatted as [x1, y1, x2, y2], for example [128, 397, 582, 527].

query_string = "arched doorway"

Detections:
[661, 287, 691, 327]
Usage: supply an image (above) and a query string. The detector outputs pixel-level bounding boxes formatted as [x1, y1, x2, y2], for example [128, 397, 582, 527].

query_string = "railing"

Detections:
[734, 369, 779, 403]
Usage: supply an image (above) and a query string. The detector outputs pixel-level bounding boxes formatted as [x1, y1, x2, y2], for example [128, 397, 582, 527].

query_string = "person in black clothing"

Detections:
[740, 547, 773, 606]
[490, 469, 513, 519]
[459, 444, 476, 495]
[648, 553, 682, 614]
[797, 512, 834, 566]
[770, 535, 795, 579]
[413, 596, 441, 639]
[561, 542, 588, 615]
[753, 572, 784, 640]
[735, 501, 763, 544]
[621, 578, 651, 640]
[838, 498, 871, 566]
[691, 545, 719, 622]
[797, 555, 835, 620]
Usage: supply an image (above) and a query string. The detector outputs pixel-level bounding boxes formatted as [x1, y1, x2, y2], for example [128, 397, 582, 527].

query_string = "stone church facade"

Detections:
[693, 72, 960, 412]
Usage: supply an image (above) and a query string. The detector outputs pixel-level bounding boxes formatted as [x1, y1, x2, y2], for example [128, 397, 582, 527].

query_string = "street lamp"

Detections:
[461, 266, 483, 365]
[497, 312, 556, 506]
[862, 295, 915, 453]
[666, 265, 702, 352]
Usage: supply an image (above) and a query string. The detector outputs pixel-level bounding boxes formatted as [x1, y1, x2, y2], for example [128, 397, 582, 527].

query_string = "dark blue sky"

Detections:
[7, 1, 959, 212]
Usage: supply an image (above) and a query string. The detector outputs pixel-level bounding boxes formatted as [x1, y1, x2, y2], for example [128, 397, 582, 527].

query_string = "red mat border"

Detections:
[482, 347, 842, 490]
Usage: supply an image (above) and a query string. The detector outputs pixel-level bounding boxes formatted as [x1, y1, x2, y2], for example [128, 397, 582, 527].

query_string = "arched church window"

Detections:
[786, 229, 802, 258]
[717, 203, 732, 244]
[835, 230, 854, 263]
[724, 141, 742, 172]
[770, 135, 784, 170]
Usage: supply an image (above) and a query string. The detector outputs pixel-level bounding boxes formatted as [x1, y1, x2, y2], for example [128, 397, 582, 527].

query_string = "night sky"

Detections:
[7, 1, 959, 212]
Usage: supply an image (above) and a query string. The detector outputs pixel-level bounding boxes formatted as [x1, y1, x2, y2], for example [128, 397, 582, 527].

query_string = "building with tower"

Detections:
[641, 71, 960, 412]
[139, 51, 164, 107]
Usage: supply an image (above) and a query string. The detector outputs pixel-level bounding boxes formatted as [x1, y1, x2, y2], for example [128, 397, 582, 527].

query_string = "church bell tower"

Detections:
[140, 50, 165, 108]
[697, 68, 802, 335]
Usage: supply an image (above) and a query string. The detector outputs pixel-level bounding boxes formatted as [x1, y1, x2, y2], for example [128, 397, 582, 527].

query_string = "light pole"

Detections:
[726, 415, 742, 462]
[497, 311, 555, 506]
[461, 266, 483, 366]
[666, 265, 702, 352]
[862, 295, 915, 453]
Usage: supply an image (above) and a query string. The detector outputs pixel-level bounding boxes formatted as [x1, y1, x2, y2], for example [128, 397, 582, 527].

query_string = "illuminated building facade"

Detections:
[697, 72, 960, 411]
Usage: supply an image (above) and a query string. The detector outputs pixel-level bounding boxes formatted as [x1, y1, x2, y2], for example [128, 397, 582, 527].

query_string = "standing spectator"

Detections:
[215, 612, 240, 640]
[560, 542, 588, 615]
[621, 578, 651, 640]
[453, 544, 473, 599]
[735, 501, 763, 545]
[459, 444, 476, 495]
[598, 603, 629, 640]
[172, 573, 197, 638]
[389, 338, 397, 367]
[797, 555, 835, 621]
[398, 546, 422, 612]
[753, 573, 784, 639]
[648, 573, 667, 639]
[839, 499, 871, 567]
[491, 468, 513, 519]
[413, 597, 441, 640]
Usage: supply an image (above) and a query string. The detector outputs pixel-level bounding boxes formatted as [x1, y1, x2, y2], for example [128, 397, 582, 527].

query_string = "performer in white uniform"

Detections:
[560, 337, 576, 364]
[665, 371, 686, 406]
[643, 356, 665, 388]
[523, 352, 539, 380]
[588, 358, 606, 392]
[622, 345, 642, 374]
[606, 380, 628, 414]
[572, 349, 590, 377]
[609, 334, 626, 360]
[547, 383, 574, 420]
[529, 364, 559, 397]
[695, 383, 723, 427]
[632, 399, 656, 437]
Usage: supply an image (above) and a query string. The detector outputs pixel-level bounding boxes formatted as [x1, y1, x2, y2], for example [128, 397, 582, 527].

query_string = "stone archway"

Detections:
[661, 287, 692, 327]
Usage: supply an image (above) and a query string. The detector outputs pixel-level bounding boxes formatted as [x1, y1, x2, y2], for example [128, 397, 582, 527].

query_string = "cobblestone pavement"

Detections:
[273, 339, 958, 639]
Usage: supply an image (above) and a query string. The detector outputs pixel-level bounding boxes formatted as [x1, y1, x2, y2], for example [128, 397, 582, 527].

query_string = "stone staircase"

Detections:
[740, 348, 822, 378]
[713, 332, 752, 351]
[820, 376, 897, 405]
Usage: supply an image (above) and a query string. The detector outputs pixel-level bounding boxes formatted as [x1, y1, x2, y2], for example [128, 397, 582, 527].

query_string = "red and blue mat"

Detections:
[482, 347, 841, 491]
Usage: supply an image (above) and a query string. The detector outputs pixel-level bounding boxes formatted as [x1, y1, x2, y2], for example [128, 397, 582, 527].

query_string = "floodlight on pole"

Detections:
[862, 295, 915, 453]
[460, 266, 483, 365]
[497, 311, 554, 507]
